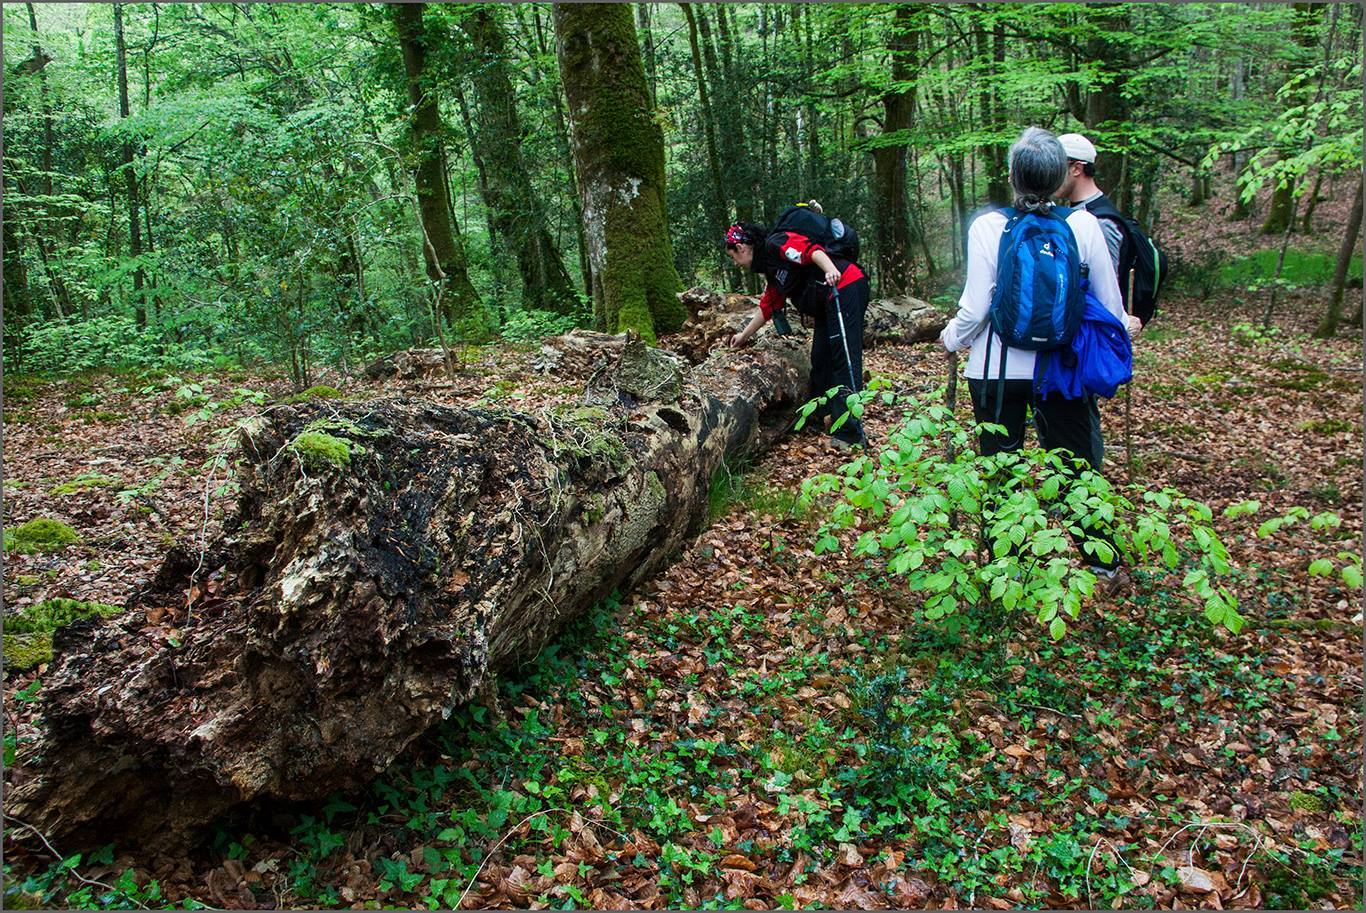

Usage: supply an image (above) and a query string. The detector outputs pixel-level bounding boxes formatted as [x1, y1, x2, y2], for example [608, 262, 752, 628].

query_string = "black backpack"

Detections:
[773, 203, 861, 264]
[1081, 194, 1168, 326]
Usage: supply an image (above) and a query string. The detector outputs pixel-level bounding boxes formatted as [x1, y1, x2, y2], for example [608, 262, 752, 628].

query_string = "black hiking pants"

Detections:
[810, 277, 869, 444]
[967, 378, 1119, 570]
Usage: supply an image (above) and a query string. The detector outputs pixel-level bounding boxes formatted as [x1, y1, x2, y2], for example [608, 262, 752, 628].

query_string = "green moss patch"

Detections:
[1288, 790, 1329, 813]
[1298, 417, 1354, 435]
[283, 385, 345, 404]
[288, 431, 353, 469]
[3, 597, 125, 671]
[3, 518, 81, 554]
[50, 474, 117, 496]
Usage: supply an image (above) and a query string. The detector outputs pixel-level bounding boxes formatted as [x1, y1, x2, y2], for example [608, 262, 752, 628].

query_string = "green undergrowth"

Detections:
[1218, 248, 1362, 290]
[124, 575, 1351, 910]
[708, 462, 808, 524]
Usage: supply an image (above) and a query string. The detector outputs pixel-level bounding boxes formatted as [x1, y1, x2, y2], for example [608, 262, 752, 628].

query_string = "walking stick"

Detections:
[1125, 268, 1136, 479]
[945, 351, 959, 461]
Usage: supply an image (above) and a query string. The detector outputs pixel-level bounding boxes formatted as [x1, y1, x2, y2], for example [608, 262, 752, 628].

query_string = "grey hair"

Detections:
[1008, 127, 1068, 214]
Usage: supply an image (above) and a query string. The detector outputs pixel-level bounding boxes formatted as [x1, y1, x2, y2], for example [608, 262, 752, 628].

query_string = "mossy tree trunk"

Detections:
[391, 2, 486, 335]
[553, 2, 684, 343]
[1260, 177, 1296, 235]
[459, 7, 578, 314]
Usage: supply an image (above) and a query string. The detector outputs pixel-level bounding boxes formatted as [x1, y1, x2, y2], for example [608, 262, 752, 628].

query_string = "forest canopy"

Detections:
[3, 2, 1360, 382]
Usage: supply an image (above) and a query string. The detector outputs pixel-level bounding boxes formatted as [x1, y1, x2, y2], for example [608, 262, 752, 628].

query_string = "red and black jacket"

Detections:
[755, 231, 865, 321]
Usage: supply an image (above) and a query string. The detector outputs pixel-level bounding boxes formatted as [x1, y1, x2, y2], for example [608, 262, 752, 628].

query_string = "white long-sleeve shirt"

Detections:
[940, 207, 1126, 380]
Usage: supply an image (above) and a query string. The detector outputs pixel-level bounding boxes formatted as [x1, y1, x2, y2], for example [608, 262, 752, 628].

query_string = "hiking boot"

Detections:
[1092, 567, 1132, 598]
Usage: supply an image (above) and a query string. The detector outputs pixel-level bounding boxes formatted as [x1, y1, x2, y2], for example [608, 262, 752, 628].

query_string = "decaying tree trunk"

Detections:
[9, 288, 946, 849]
[8, 333, 810, 850]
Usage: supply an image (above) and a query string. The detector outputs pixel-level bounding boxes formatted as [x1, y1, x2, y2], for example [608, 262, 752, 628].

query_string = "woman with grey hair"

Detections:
[939, 126, 1133, 593]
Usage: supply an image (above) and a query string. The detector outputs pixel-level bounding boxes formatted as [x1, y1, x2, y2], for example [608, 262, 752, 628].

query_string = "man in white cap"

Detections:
[1056, 133, 1143, 337]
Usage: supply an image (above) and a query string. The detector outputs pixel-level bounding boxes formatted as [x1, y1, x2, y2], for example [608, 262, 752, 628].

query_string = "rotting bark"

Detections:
[8, 331, 814, 851]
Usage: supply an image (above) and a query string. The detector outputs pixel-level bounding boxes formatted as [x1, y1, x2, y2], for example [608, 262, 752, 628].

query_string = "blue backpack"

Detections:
[980, 206, 1087, 415]
[1036, 280, 1134, 401]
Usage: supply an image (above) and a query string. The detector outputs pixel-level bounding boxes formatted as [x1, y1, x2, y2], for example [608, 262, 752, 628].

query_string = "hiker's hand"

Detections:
[824, 268, 841, 287]
[728, 332, 749, 348]
[1125, 315, 1142, 339]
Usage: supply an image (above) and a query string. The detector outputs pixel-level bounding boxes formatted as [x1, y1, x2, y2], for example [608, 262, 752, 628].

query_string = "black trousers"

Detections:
[810, 277, 869, 443]
[967, 378, 1119, 570]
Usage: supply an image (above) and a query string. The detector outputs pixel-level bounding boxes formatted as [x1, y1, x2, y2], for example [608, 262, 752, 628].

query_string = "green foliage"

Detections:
[708, 462, 808, 523]
[499, 308, 584, 343]
[3, 848, 170, 911]
[1220, 249, 1363, 291]
[3, 518, 81, 554]
[15, 315, 238, 375]
[804, 385, 1242, 639]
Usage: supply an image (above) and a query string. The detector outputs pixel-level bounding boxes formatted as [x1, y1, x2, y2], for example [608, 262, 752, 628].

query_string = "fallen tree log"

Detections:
[8, 334, 810, 849]
[365, 287, 948, 379]
[10, 293, 946, 851]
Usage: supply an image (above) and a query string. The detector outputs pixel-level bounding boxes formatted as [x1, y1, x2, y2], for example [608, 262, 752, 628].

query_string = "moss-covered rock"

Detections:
[3, 518, 81, 554]
[3, 597, 125, 671]
[287, 431, 353, 470]
[50, 474, 117, 496]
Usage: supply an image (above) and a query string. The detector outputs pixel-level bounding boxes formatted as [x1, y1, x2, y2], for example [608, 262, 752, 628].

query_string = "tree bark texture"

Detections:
[391, 2, 486, 334]
[553, 3, 685, 342]
[461, 7, 578, 314]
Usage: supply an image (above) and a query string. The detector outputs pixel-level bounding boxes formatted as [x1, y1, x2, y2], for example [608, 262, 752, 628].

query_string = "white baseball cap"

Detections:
[1058, 133, 1097, 164]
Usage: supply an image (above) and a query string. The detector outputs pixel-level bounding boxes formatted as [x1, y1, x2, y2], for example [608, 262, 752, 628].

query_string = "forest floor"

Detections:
[3, 231, 1364, 907]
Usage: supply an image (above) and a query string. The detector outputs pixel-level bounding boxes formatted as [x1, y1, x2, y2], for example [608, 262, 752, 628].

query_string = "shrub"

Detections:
[802, 385, 1242, 640]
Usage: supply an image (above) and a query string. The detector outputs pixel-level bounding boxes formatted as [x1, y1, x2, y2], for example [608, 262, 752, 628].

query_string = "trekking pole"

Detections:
[1125, 268, 1136, 479]
[830, 284, 861, 396]
[945, 351, 959, 462]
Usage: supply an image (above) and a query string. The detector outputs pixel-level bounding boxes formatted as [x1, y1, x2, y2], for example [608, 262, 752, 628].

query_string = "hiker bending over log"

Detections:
[940, 127, 1135, 596]
[724, 208, 870, 448]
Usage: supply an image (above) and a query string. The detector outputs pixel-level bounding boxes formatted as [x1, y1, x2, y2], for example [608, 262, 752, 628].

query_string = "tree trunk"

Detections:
[1315, 175, 1363, 338]
[679, 5, 729, 237]
[114, 3, 146, 327]
[461, 7, 577, 314]
[8, 328, 819, 850]
[1261, 179, 1296, 235]
[391, 2, 487, 335]
[636, 3, 656, 110]
[872, 5, 917, 296]
[1300, 171, 1323, 232]
[553, 3, 684, 342]
[523, 5, 592, 301]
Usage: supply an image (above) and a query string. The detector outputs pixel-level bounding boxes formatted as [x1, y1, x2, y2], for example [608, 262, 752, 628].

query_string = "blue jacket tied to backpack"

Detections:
[1036, 279, 1134, 401]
